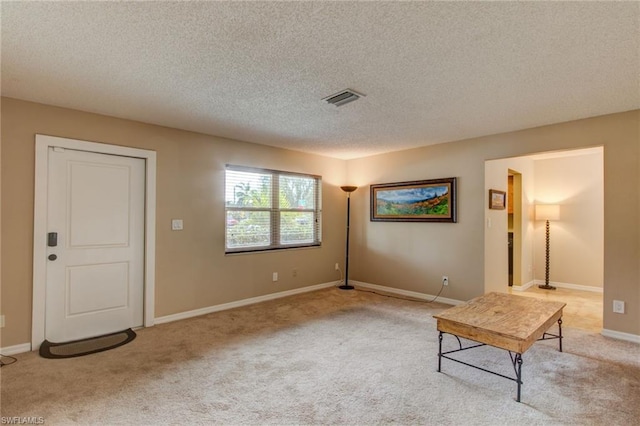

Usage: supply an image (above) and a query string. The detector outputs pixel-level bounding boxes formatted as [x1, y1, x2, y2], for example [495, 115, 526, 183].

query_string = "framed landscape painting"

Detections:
[370, 177, 457, 222]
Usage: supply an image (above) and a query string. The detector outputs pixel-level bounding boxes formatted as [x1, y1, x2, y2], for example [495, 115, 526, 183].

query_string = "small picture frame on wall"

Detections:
[489, 189, 506, 210]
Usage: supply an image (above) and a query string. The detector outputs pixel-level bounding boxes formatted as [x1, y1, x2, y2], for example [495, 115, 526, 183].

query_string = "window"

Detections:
[225, 165, 322, 253]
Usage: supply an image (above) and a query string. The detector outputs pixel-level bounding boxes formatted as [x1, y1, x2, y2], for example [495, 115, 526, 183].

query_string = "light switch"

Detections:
[171, 219, 184, 231]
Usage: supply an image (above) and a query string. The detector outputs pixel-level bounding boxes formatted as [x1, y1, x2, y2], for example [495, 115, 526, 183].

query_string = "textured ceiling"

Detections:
[2, 2, 638, 159]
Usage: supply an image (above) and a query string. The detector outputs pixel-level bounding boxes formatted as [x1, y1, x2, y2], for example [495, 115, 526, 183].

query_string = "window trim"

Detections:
[225, 165, 322, 254]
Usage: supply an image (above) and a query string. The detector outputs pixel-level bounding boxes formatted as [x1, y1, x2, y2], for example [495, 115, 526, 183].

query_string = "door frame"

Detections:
[32, 134, 156, 350]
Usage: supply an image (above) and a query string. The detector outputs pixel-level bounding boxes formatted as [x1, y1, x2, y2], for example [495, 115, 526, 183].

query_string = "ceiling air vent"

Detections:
[322, 89, 365, 107]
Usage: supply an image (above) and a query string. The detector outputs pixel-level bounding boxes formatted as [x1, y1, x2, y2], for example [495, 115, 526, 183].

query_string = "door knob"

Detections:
[48, 254, 57, 261]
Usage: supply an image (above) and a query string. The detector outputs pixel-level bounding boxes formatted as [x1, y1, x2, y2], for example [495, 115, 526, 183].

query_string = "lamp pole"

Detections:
[539, 219, 556, 290]
[535, 204, 560, 290]
[339, 186, 357, 290]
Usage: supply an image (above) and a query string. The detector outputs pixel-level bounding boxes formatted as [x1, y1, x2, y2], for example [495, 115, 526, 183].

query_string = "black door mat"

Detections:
[39, 328, 136, 359]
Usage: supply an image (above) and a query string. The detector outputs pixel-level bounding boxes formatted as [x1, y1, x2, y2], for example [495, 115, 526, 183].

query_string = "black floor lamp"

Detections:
[535, 204, 560, 290]
[339, 185, 357, 290]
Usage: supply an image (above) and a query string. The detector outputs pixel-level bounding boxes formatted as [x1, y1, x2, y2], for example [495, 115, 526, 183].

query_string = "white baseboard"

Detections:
[350, 280, 464, 306]
[510, 280, 535, 291]
[0, 343, 32, 356]
[3, 281, 627, 355]
[0, 282, 339, 355]
[155, 281, 338, 325]
[512, 280, 603, 293]
[601, 329, 640, 344]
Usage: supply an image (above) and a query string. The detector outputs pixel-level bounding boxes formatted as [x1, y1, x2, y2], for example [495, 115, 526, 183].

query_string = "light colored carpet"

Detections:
[1, 288, 639, 425]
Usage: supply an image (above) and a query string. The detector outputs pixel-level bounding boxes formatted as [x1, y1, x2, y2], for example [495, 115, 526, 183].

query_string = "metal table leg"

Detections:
[438, 331, 443, 372]
[558, 318, 563, 352]
[515, 353, 523, 402]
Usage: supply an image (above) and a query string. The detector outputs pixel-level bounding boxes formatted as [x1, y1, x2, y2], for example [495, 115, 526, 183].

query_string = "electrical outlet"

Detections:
[442, 276, 449, 286]
[272, 272, 278, 282]
[292, 269, 298, 278]
[335, 263, 339, 271]
[613, 300, 625, 314]
[0, 315, 4, 328]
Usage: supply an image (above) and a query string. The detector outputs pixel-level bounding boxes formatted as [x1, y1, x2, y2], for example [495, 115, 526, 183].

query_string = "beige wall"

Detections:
[348, 110, 639, 336]
[0, 98, 348, 347]
[533, 152, 604, 288]
[0, 100, 3, 345]
[2, 98, 638, 347]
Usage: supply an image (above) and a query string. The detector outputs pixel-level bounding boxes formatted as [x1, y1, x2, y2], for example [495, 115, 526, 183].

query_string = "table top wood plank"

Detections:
[433, 292, 565, 353]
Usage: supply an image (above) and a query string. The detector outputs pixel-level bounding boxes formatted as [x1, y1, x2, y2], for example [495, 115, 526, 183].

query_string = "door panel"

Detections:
[46, 148, 145, 342]
[66, 262, 130, 316]
[68, 162, 132, 248]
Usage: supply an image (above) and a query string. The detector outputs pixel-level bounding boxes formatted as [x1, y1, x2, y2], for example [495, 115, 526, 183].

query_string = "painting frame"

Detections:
[370, 177, 457, 222]
[489, 189, 506, 210]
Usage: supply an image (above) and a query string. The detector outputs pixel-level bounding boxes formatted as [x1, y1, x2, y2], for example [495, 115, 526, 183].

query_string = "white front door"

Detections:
[45, 147, 145, 342]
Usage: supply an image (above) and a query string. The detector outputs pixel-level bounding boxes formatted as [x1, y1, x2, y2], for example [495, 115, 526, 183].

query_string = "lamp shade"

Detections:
[535, 204, 560, 221]
[341, 185, 358, 193]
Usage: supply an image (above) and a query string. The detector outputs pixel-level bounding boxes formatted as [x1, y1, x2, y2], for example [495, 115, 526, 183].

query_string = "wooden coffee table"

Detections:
[433, 292, 566, 402]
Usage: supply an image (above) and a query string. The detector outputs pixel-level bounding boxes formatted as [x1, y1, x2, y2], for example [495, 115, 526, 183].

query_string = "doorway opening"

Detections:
[507, 171, 522, 287]
[484, 146, 604, 331]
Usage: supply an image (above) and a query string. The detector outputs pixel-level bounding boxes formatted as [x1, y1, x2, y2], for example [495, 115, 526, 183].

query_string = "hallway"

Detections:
[509, 286, 603, 332]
